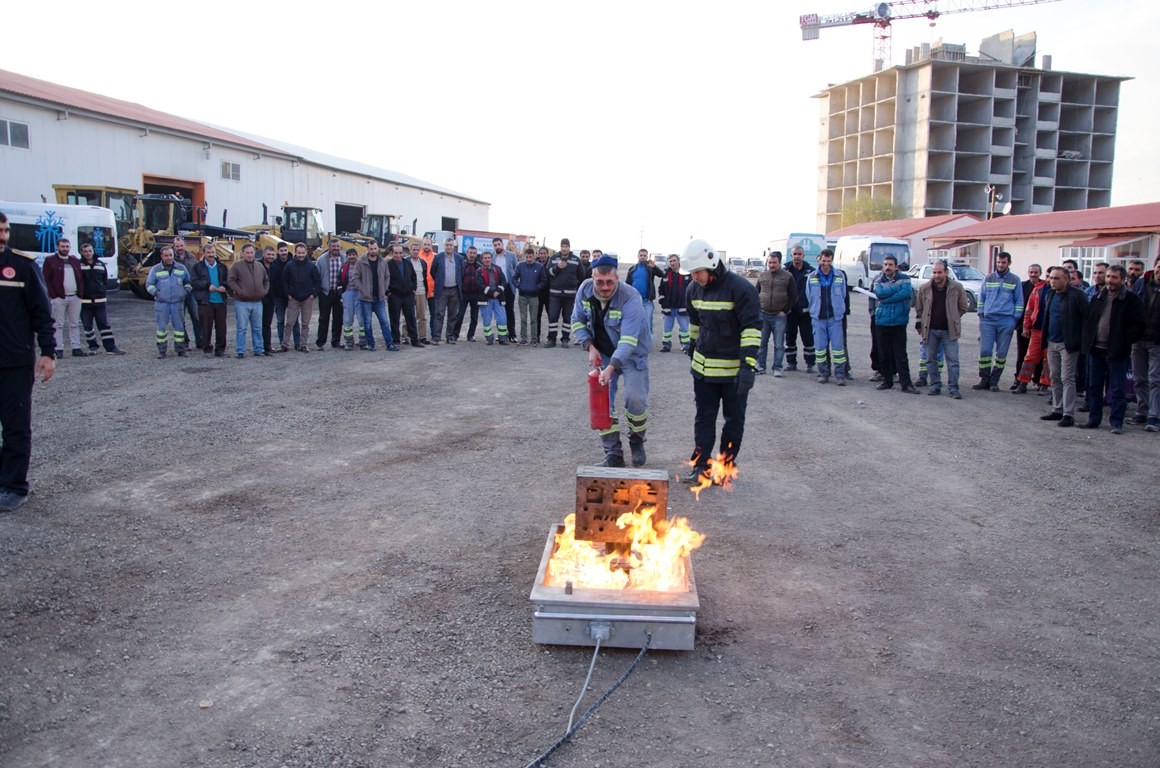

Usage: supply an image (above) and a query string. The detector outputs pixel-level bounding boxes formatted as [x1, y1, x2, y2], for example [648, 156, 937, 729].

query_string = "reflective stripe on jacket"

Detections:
[979, 270, 1024, 318]
[685, 270, 761, 380]
[571, 279, 651, 370]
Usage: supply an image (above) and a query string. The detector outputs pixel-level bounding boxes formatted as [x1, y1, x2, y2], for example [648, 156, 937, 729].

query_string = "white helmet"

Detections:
[679, 239, 719, 275]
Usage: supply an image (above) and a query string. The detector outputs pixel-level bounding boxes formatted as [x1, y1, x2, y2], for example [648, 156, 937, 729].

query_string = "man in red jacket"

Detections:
[40, 238, 86, 358]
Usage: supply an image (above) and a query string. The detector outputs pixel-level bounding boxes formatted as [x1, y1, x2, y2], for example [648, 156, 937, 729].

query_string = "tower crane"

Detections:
[800, 0, 1062, 71]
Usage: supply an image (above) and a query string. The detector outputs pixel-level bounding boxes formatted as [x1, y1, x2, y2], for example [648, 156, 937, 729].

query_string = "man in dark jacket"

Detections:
[0, 211, 57, 510]
[1133, 259, 1160, 432]
[455, 246, 484, 342]
[190, 241, 230, 356]
[267, 243, 299, 351]
[783, 246, 815, 373]
[77, 243, 124, 355]
[1035, 266, 1089, 426]
[387, 243, 422, 348]
[754, 251, 797, 375]
[282, 243, 320, 353]
[1079, 265, 1146, 433]
[659, 254, 692, 354]
[512, 247, 546, 345]
[546, 239, 584, 348]
[430, 238, 464, 344]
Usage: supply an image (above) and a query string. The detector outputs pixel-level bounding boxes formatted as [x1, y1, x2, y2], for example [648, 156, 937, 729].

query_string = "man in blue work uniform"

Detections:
[146, 245, 193, 358]
[974, 251, 1025, 391]
[571, 254, 652, 468]
[681, 239, 761, 483]
[0, 211, 57, 510]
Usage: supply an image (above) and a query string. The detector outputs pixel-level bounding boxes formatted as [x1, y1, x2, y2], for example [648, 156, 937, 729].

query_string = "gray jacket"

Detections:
[348, 256, 392, 302]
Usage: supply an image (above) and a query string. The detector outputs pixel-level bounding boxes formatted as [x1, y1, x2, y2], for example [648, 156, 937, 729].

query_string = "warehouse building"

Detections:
[815, 31, 1129, 233]
[0, 68, 488, 239]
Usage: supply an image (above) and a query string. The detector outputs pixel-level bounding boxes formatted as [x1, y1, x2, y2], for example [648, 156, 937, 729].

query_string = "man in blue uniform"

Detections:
[0, 211, 57, 510]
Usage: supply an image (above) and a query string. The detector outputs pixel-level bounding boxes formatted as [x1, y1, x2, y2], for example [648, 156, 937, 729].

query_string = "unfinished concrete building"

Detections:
[816, 32, 1129, 234]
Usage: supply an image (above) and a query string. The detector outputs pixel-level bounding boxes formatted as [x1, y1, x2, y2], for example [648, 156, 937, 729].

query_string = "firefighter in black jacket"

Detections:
[77, 243, 125, 355]
[681, 239, 761, 484]
[0, 212, 57, 510]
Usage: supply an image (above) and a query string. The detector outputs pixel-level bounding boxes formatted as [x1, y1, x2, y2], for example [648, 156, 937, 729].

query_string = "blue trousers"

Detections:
[925, 330, 960, 392]
[154, 301, 187, 349]
[1086, 349, 1130, 428]
[757, 312, 787, 371]
[812, 317, 846, 378]
[661, 309, 690, 349]
[978, 315, 1017, 385]
[480, 299, 507, 340]
[234, 300, 263, 354]
[359, 299, 394, 348]
[597, 354, 649, 457]
[342, 289, 367, 347]
[641, 299, 655, 335]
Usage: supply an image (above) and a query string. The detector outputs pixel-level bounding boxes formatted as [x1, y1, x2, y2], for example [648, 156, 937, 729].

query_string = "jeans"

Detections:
[925, 330, 960, 392]
[1046, 341, 1079, 416]
[978, 315, 1017, 385]
[517, 294, 539, 341]
[661, 310, 690, 350]
[359, 299, 394, 348]
[1085, 349, 1129, 427]
[756, 311, 787, 371]
[641, 299, 655, 335]
[234, 300, 263, 354]
[812, 317, 845, 378]
[918, 338, 945, 379]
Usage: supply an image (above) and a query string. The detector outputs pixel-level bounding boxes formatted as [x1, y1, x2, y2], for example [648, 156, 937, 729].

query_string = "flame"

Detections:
[546, 506, 705, 592]
[683, 453, 739, 500]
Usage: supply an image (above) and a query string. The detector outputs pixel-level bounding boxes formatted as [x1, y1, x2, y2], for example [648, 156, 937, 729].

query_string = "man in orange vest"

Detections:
[418, 237, 437, 342]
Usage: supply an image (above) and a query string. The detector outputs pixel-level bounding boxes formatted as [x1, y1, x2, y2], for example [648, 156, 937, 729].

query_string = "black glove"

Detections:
[736, 367, 756, 396]
[686, 343, 696, 360]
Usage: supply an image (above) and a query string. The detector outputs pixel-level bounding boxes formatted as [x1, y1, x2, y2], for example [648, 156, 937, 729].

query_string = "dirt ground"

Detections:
[1, 291, 1157, 768]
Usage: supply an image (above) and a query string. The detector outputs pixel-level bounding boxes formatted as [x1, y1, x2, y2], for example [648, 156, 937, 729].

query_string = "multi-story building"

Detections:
[816, 35, 1129, 234]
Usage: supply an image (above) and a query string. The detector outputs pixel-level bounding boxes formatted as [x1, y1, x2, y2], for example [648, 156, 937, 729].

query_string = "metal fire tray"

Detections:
[529, 525, 699, 651]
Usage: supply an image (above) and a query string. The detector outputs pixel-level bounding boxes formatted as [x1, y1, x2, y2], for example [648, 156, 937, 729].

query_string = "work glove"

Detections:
[736, 367, 756, 397]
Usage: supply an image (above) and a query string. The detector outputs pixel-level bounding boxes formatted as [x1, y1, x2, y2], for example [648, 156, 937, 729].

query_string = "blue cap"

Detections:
[591, 254, 618, 270]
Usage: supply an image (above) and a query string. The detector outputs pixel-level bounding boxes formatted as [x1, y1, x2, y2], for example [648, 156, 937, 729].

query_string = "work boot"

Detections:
[599, 453, 625, 468]
[971, 378, 990, 391]
[681, 466, 708, 485]
[1009, 381, 1021, 391]
[545, 340, 557, 349]
[109, 348, 126, 355]
[915, 375, 928, 388]
[54, 350, 64, 360]
[157, 344, 167, 359]
[661, 344, 671, 353]
[869, 371, 884, 382]
[561, 340, 570, 348]
[498, 338, 508, 346]
[900, 384, 920, 395]
[785, 363, 798, 372]
[806, 365, 815, 374]
[630, 442, 646, 467]
[1013, 382, 1028, 394]
[1128, 413, 1148, 425]
[176, 348, 187, 358]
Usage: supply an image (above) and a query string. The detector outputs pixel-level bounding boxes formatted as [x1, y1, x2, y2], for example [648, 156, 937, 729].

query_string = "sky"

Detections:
[2, 0, 1156, 257]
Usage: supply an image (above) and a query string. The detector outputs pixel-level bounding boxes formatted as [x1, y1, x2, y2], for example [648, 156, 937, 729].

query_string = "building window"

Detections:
[0, 118, 30, 149]
[220, 161, 240, 182]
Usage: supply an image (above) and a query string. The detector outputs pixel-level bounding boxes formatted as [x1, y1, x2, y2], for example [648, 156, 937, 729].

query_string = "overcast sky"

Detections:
[3, 0, 1155, 256]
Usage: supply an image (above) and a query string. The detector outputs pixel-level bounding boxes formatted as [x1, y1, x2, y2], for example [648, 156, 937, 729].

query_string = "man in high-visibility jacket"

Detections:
[974, 250, 1025, 391]
[681, 239, 761, 484]
[571, 254, 652, 467]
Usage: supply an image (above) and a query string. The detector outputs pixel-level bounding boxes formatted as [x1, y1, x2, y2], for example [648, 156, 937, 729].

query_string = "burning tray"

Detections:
[530, 525, 700, 650]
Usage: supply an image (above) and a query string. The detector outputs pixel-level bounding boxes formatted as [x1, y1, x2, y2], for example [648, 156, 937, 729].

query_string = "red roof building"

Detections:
[828, 214, 980, 264]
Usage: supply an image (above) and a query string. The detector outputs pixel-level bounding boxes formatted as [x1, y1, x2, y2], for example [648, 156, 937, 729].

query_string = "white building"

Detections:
[0, 68, 488, 238]
[816, 32, 1129, 234]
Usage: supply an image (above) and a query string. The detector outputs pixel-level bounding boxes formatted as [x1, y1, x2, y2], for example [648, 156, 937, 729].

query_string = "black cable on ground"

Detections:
[521, 632, 652, 768]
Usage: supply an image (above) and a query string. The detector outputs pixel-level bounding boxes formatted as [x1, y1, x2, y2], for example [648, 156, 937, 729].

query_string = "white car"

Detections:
[906, 263, 983, 312]
[727, 257, 747, 276]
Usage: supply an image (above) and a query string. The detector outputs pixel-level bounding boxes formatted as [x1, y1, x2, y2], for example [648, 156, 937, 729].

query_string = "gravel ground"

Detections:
[1, 291, 1157, 768]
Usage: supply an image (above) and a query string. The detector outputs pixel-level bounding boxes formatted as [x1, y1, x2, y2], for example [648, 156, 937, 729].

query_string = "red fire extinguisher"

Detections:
[588, 369, 612, 430]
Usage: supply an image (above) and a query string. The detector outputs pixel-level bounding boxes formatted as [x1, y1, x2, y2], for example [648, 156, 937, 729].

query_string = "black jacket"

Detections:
[387, 258, 418, 297]
[268, 257, 291, 301]
[1082, 288, 1145, 358]
[785, 262, 814, 311]
[190, 259, 229, 305]
[78, 258, 109, 303]
[0, 247, 56, 366]
[1142, 279, 1160, 344]
[1033, 284, 1087, 353]
[283, 257, 321, 302]
[548, 255, 584, 295]
[658, 268, 690, 312]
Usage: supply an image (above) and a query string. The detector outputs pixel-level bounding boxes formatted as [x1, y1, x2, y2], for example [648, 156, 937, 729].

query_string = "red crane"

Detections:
[800, 0, 1063, 70]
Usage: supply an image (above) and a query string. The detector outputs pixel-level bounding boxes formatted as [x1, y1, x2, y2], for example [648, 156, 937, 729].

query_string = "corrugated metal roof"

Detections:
[828, 214, 979, 239]
[0, 67, 487, 205]
[927, 202, 1160, 241]
[0, 68, 285, 156]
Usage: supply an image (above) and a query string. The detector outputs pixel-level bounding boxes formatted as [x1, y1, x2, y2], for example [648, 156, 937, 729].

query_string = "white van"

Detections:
[834, 235, 910, 289]
[1, 202, 119, 290]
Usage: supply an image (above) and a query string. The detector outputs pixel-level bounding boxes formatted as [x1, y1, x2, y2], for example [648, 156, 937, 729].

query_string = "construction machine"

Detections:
[53, 185, 136, 239]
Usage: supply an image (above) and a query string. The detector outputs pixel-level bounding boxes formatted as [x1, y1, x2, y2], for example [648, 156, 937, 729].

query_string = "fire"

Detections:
[546, 506, 705, 592]
[683, 453, 739, 500]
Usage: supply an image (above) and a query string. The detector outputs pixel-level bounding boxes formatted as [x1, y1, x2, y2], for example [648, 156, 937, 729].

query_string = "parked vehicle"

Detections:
[766, 232, 825, 268]
[834, 236, 911, 289]
[727, 256, 747, 276]
[907, 261, 983, 312]
[0, 201, 119, 290]
[745, 257, 764, 278]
